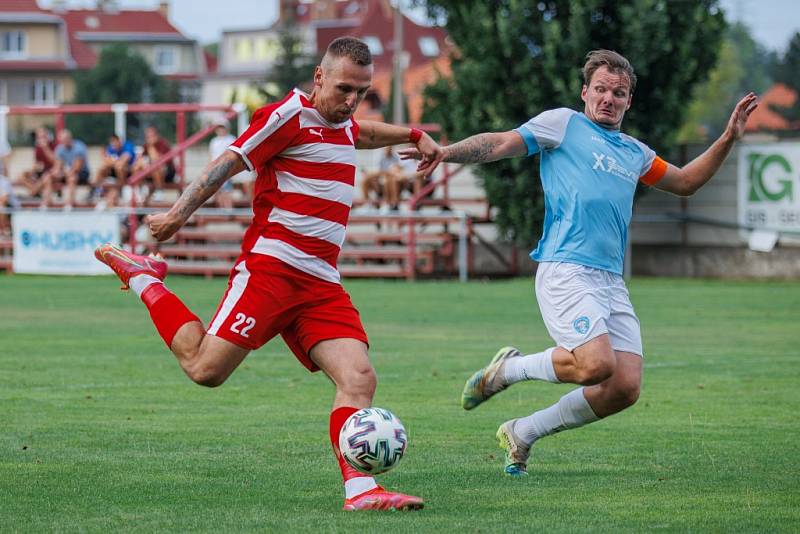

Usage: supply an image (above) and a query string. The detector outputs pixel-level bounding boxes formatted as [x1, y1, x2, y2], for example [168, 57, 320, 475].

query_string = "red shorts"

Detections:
[207, 253, 368, 372]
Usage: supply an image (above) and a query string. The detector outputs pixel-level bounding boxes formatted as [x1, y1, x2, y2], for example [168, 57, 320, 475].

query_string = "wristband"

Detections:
[409, 127, 423, 144]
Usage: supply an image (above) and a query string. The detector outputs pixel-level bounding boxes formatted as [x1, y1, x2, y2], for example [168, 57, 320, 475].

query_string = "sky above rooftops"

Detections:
[36, 0, 799, 53]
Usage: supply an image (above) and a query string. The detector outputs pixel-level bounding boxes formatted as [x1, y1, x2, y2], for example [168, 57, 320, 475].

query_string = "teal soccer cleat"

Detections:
[496, 420, 530, 477]
[461, 346, 521, 410]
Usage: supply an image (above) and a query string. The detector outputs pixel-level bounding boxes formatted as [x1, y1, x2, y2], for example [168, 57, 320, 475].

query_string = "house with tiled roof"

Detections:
[0, 0, 72, 110]
[203, 0, 450, 123]
[308, 0, 448, 74]
[202, 22, 316, 115]
[0, 0, 204, 138]
[308, 0, 449, 123]
[745, 83, 800, 133]
[60, 1, 204, 89]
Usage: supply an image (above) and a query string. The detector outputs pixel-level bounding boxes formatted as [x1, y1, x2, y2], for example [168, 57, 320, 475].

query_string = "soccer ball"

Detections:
[338, 407, 408, 475]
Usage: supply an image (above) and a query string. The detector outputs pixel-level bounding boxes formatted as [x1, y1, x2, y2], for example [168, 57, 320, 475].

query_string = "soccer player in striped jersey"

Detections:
[403, 50, 758, 477]
[95, 37, 443, 511]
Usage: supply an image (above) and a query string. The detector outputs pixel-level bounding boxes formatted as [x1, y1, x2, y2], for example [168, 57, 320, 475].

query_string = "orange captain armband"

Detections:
[640, 156, 668, 186]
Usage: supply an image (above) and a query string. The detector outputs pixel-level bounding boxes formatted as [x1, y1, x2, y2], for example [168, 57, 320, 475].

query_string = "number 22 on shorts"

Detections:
[230, 312, 256, 338]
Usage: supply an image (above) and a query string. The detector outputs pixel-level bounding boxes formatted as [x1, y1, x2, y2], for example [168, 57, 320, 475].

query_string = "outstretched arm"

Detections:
[356, 120, 443, 176]
[400, 130, 527, 165]
[443, 131, 527, 163]
[147, 150, 246, 241]
[655, 92, 759, 196]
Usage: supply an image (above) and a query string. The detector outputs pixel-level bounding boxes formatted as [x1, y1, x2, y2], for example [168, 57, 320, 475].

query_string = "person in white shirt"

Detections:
[208, 120, 237, 209]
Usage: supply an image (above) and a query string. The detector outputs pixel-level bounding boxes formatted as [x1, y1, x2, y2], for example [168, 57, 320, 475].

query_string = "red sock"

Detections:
[329, 406, 365, 483]
[140, 283, 201, 348]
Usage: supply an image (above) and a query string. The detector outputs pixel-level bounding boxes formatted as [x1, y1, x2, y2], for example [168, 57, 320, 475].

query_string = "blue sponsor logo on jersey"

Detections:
[573, 316, 591, 335]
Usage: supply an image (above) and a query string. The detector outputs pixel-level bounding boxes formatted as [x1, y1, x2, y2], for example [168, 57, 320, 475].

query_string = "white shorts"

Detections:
[535, 261, 643, 356]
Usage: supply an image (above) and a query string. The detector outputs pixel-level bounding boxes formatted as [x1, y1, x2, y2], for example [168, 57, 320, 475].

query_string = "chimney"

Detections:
[158, 1, 169, 19]
[97, 0, 120, 13]
[280, 0, 297, 23]
[52, 0, 67, 13]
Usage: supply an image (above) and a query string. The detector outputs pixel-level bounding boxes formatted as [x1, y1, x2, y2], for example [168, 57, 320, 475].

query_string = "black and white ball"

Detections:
[339, 407, 408, 475]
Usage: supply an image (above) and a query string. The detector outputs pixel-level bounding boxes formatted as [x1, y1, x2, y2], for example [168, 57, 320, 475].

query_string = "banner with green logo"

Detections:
[738, 144, 800, 233]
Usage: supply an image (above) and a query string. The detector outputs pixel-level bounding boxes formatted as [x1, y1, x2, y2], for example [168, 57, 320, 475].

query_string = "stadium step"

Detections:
[0, 237, 11, 272]
[2, 209, 470, 278]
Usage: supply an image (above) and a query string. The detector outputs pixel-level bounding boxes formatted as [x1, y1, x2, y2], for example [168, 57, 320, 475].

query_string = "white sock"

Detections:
[129, 274, 161, 298]
[513, 387, 600, 445]
[344, 476, 378, 499]
[503, 347, 559, 384]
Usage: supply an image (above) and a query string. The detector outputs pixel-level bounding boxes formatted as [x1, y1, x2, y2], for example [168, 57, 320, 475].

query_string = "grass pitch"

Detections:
[1, 274, 799, 532]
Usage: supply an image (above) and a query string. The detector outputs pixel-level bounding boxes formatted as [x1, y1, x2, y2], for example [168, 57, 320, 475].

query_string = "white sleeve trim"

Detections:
[227, 145, 253, 171]
[519, 108, 576, 151]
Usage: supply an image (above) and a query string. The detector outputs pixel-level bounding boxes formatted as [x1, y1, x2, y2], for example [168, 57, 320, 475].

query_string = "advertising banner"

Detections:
[12, 212, 120, 275]
[738, 143, 800, 235]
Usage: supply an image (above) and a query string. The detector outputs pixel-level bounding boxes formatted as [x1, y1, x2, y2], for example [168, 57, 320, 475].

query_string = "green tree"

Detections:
[678, 22, 774, 142]
[770, 32, 800, 124]
[67, 44, 182, 144]
[420, 0, 725, 245]
[773, 32, 800, 90]
[257, 20, 319, 103]
[204, 41, 219, 59]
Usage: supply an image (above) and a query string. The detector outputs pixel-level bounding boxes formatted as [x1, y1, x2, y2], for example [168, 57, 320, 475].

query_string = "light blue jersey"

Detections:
[515, 108, 664, 275]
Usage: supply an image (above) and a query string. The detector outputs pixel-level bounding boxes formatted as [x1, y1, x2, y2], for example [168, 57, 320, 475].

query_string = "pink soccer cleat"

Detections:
[342, 486, 424, 511]
[94, 243, 167, 290]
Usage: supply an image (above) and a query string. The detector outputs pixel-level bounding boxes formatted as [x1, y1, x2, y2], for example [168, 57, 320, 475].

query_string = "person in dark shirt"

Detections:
[132, 126, 176, 205]
[16, 126, 56, 198]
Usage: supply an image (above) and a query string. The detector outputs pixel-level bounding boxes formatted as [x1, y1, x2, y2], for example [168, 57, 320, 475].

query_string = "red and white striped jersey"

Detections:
[228, 89, 359, 284]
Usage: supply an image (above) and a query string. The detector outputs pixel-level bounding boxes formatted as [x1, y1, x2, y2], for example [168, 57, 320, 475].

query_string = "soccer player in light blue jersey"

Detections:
[403, 49, 758, 476]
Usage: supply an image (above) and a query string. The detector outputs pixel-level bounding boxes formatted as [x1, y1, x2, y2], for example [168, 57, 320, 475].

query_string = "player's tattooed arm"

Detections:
[442, 131, 527, 163]
[174, 157, 236, 220]
[147, 151, 245, 242]
[359, 121, 378, 147]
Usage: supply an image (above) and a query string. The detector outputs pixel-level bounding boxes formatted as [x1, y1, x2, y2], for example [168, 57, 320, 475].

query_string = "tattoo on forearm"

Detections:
[445, 134, 501, 163]
[174, 159, 234, 220]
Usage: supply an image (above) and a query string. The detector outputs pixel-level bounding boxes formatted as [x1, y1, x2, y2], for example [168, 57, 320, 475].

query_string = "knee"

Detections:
[188, 365, 228, 388]
[576, 353, 616, 385]
[612, 378, 640, 408]
[340, 363, 377, 398]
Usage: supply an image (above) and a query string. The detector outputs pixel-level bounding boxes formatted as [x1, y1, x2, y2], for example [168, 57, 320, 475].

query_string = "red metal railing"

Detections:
[126, 108, 239, 249]
[6, 107, 470, 279]
[402, 124, 477, 280]
[6, 102, 243, 251]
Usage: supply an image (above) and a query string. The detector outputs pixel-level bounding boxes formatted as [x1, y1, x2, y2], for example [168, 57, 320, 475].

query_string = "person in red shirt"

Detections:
[95, 37, 443, 511]
[132, 125, 176, 205]
[16, 126, 56, 198]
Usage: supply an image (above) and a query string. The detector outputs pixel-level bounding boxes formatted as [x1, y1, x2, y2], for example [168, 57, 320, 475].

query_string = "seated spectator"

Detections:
[360, 146, 399, 209]
[0, 137, 10, 178]
[0, 140, 18, 234]
[40, 129, 90, 210]
[385, 157, 429, 211]
[92, 134, 136, 210]
[0, 178, 20, 236]
[208, 119, 236, 209]
[15, 126, 56, 199]
[132, 125, 176, 205]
